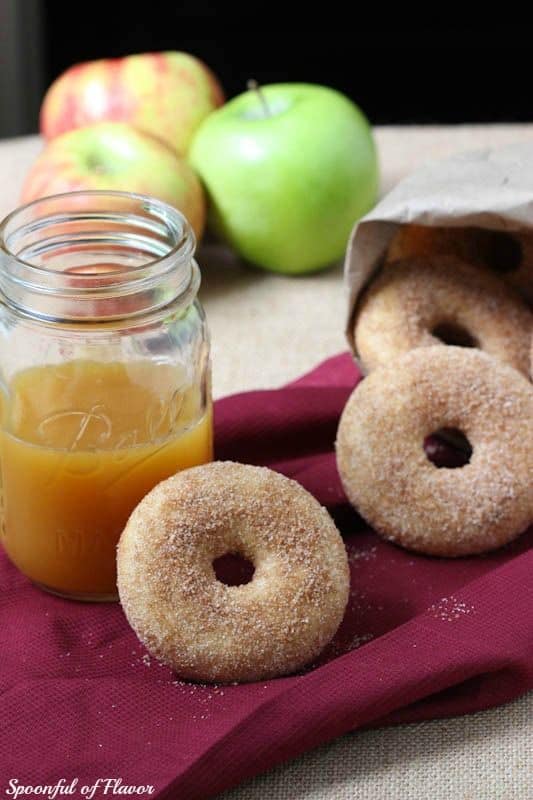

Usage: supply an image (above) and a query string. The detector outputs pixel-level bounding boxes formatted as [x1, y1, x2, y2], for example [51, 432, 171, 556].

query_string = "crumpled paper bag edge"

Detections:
[344, 141, 533, 364]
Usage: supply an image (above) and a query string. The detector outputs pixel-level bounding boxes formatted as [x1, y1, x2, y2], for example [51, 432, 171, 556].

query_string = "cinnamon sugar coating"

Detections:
[336, 347, 533, 557]
[387, 225, 533, 304]
[354, 256, 533, 375]
[117, 462, 349, 683]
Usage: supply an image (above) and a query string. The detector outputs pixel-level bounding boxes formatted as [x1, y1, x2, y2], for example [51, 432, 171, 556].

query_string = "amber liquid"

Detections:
[0, 360, 213, 599]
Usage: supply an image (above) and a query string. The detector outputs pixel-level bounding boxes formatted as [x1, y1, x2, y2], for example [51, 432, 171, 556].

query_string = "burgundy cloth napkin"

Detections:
[1, 352, 532, 800]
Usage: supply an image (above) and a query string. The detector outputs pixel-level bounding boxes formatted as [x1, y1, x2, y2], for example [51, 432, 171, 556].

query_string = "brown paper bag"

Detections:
[344, 141, 533, 364]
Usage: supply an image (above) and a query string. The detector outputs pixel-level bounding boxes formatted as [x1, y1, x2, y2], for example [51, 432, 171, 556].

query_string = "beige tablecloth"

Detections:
[0, 126, 531, 800]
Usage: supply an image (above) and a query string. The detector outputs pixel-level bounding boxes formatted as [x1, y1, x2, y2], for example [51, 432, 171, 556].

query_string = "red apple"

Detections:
[40, 51, 224, 155]
[21, 122, 206, 239]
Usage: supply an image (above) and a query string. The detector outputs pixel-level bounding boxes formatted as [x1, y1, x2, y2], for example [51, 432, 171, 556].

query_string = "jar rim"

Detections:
[0, 190, 199, 322]
[0, 189, 195, 275]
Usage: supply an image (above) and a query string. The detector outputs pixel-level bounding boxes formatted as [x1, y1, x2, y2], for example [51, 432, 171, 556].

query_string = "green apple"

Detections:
[189, 83, 379, 274]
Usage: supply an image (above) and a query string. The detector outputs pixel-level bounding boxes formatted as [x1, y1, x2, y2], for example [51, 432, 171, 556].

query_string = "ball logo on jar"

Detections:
[145, 389, 185, 442]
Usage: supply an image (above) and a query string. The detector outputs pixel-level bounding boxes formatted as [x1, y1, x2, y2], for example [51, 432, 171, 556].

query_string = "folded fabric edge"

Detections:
[159, 547, 533, 799]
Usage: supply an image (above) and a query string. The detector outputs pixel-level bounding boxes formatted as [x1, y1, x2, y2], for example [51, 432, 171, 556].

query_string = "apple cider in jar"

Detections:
[0, 192, 212, 600]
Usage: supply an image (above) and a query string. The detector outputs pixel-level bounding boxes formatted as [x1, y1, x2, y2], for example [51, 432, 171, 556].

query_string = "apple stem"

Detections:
[247, 79, 271, 117]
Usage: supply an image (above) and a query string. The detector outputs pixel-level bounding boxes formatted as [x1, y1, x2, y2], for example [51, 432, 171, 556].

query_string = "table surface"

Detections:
[0, 126, 531, 800]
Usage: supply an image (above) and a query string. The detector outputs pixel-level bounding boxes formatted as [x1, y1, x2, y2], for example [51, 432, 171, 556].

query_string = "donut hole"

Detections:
[424, 427, 473, 469]
[213, 553, 255, 586]
[479, 230, 523, 273]
[432, 322, 479, 348]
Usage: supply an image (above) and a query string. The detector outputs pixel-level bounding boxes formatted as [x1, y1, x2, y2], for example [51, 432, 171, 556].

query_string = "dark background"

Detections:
[1, 5, 532, 137]
[42, 13, 532, 125]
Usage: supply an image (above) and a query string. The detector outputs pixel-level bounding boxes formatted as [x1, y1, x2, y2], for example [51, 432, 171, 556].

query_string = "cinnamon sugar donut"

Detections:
[387, 224, 533, 304]
[336, 347, 533, 557]
[117, 461, 349, 683]
[354, 256, 532, 375]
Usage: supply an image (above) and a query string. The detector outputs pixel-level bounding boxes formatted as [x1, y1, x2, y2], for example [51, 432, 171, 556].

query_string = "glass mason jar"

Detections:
[0, 191, 212, 601]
